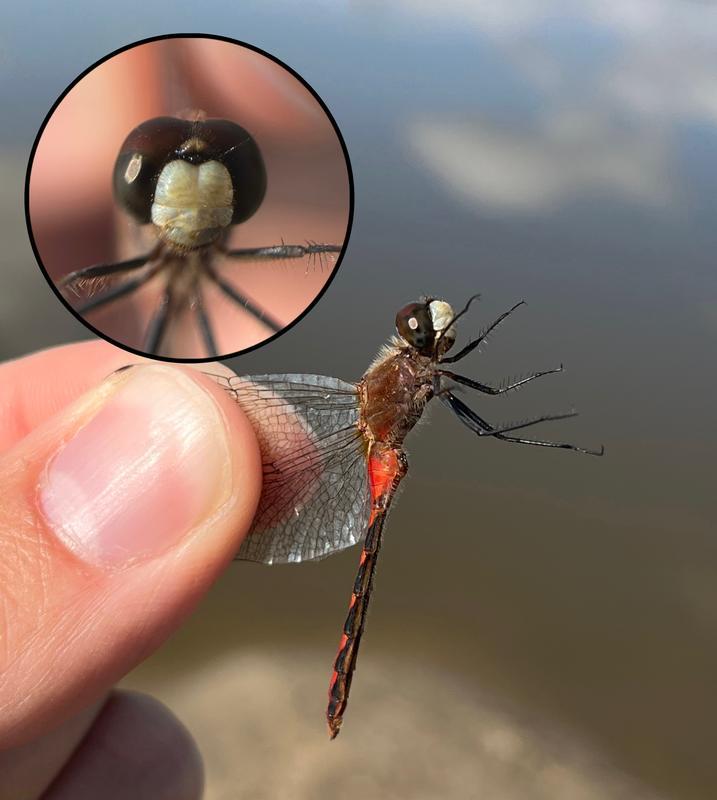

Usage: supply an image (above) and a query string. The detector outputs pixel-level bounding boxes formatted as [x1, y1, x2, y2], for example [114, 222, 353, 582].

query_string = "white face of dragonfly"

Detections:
[151, 159, 235, 249]
[428, 300, 457, 348]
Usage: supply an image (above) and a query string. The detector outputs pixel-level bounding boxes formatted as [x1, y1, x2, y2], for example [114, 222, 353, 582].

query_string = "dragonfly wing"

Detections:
[213, 373, 371, 564]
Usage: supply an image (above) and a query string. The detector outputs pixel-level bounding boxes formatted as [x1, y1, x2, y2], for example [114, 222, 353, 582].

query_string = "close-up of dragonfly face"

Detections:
[215, 295, 603, 737]
[25, 35, 353, 361]
[56, 113, 345, 358]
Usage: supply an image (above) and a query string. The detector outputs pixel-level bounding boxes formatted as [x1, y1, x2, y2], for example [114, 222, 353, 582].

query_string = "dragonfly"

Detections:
[59, 113, 344, 358]
[213, 294, 603, 738]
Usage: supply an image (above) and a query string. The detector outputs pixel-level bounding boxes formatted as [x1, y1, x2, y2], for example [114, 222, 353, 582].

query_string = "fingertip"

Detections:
[36, 364, 259, 569]
[43, 691, 204, 800]
[188, 365, 263, 543]
[0, 362, 261, 747]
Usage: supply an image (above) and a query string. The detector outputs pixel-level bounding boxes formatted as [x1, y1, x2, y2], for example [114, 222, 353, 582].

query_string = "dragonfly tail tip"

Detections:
[327, 718, 342, 740]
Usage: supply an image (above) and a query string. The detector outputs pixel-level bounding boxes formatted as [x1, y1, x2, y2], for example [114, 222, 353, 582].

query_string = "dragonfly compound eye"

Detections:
[395, 301, 436, 353]
[112, 116, 267, 250]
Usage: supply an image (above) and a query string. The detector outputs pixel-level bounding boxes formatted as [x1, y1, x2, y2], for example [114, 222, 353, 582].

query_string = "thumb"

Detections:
[0, 362, 261, 749]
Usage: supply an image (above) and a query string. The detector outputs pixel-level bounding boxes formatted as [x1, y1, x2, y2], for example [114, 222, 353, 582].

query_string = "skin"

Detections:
[0, 341, 263, 799]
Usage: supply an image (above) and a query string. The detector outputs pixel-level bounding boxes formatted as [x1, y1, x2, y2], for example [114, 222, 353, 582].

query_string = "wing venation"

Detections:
[212, 373, 370, 564]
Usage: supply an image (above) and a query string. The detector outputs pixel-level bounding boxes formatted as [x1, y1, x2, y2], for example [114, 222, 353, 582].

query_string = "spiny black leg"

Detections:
[59, 254, 152, 289]
[480, 409, 579, 436]
[194, 287, 218, 358]
[223, 243, 342, 262]
[440, 365, 563, 395]
[493, 435, 604, 455]
[144, 283, 174, 355]
[76, 271, 154, 315]
[205, 270, 282, 333]
[440, 390, 604, 455]
[444, 389, 578, 434]
[440, 301, 525, 365]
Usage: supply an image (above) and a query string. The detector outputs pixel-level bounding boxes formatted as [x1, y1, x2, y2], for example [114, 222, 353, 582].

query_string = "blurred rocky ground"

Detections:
[144, 650, 663, 800]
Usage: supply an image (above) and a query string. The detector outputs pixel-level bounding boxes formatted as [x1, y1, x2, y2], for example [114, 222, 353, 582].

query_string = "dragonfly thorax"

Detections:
[360, 345, 435, 445]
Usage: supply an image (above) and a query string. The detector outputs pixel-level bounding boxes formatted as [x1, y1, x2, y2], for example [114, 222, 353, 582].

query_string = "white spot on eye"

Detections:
[408, 317, 419, 330]
[124, 153, 143, 184]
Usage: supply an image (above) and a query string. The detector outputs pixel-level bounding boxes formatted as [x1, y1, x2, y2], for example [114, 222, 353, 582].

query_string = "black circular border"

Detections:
[24, 32, 355, 364]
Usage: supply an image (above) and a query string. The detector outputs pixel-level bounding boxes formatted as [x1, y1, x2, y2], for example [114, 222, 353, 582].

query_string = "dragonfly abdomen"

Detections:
[327, 519, 382, 739]
[326, 445, 407, 739]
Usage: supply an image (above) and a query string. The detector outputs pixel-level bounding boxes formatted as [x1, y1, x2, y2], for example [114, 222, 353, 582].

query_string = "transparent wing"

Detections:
[212, 373, 371, 564]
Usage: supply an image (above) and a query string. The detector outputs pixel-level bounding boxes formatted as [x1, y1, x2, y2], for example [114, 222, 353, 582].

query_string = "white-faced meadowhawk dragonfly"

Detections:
[211, 294, 603, 738]
[58, 113, 344, 357]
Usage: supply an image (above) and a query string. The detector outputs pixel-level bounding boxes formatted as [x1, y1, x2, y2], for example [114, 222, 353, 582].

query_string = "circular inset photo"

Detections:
[26, 34, 353, 361]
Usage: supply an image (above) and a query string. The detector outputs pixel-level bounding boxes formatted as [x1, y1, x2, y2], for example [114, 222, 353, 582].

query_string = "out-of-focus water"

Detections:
[2, 3, 716, 798]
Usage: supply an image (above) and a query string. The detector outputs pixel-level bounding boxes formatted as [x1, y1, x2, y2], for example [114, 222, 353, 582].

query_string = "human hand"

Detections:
[0, 341, 262, 798]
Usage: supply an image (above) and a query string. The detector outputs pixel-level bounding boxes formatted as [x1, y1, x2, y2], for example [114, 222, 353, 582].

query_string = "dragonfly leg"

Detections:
[440, 390, 604, 455]
[59, 253, 154, 290]
[75, 270, 156, 315]
[143, 280, 176, 355]
[204, 267, 282, 333]
[222, 241, 342, 264]
[439, 365, 563, 395]
[194, 285, 219, 357]
[440, 301, 525, 365]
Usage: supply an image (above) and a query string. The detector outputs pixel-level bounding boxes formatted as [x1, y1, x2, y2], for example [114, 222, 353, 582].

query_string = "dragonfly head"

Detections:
[113, 115, 267, 251]
[395, 298, 457, 357]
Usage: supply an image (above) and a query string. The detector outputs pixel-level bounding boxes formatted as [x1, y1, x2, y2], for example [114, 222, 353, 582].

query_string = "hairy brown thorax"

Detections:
[359, 344, 435, 445]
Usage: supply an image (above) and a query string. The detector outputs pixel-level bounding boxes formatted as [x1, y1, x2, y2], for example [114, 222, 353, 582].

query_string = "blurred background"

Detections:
[2, 2, 716, 798]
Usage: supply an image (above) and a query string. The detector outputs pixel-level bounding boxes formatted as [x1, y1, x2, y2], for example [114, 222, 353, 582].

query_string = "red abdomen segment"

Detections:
[326, 445, 406, 739]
